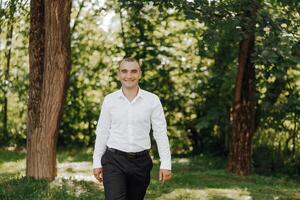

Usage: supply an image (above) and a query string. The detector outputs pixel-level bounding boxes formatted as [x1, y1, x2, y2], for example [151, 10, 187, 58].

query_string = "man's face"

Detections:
[118, 61, 142, 89]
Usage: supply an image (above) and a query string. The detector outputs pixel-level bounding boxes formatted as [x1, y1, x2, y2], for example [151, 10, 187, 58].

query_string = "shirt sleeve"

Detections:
[93, 96, 111, 168]
[151, 96, 172, 170]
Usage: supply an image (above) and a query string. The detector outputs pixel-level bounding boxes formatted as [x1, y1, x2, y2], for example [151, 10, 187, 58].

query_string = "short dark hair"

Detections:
[118, 57, 140, 70]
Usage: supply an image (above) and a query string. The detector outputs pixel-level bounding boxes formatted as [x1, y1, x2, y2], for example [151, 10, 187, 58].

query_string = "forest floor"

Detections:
[0, 149, 299, 200]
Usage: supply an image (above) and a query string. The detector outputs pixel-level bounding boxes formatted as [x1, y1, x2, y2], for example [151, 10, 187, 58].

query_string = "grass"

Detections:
[0, 149, 299, 200]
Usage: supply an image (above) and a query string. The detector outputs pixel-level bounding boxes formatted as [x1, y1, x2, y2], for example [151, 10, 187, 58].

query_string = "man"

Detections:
[93, 57, 172, 200]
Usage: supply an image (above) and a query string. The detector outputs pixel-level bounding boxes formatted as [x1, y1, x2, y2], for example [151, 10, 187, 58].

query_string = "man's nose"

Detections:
[126, 73, 133, 79]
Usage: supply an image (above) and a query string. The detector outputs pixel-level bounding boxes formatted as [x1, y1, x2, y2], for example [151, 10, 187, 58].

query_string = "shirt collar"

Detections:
[117, 86, 144, 100]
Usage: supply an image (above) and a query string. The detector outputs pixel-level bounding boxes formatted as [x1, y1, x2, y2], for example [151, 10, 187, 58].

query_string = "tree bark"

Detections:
[227, 5, 257, 176]
[26, 0, 71, 181]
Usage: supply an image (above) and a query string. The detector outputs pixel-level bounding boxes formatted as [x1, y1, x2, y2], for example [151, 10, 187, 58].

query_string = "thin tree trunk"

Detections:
[227, 5, 257, 176]
[285, 114, 298, 155]
[2, 0, 15, 145]
[292, 114, 297, 155]
[71, 0, 85, 35]
[0, 0, 3, 34]
[118, 0, 128, 54]
[26, 0, 71, 181]
[187, 124, 199, 155]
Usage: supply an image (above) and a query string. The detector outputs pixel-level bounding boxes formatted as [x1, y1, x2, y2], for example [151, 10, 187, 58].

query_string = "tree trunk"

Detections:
[227, 5, 257, 176]
[292, 114, 297, 155]
[71, 0, 85, 35]
[26, 0, 71, 181]
[1, 0, 15, 145]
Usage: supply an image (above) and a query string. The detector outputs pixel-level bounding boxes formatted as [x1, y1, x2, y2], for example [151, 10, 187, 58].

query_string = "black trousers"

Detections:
[101, 148, 153, 200]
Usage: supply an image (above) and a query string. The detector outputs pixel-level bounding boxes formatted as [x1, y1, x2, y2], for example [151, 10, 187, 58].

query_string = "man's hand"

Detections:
[93, 168, 103, 182]
[159, 169, 172, 183]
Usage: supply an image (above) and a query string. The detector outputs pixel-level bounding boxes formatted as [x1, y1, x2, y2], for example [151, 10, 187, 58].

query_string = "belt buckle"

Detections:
[127, 152, 137, 159]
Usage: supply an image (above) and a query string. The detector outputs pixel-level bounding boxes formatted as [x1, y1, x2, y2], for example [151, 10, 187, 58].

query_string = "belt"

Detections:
[106, 147, 149, 159]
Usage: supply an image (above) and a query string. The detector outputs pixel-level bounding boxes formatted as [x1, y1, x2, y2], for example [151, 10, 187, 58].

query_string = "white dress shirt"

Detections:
[93, 87, 172, 170]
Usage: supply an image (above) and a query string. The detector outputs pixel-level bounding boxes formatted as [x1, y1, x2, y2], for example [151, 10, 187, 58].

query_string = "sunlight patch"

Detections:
[155, 188, 251, 200]
[57, 161, 97, 182]
[205, 188, 251, 200]
[50, 177, 104, 198]
[58, 161, 91, 169]
[56, 174, 95, 182]
[0, 160, 25, 174]
[174, 158, 190, 164]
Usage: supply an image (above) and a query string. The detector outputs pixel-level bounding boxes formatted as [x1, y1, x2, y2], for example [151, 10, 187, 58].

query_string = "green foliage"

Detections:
[0, 176, 48, 200]
[0, 0, 299, 175]
[0, 0, 29, 147]
[58, 1, 121, 147]
[114, 0, 206, 154]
